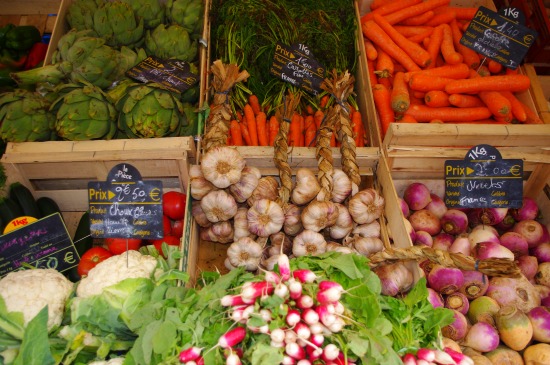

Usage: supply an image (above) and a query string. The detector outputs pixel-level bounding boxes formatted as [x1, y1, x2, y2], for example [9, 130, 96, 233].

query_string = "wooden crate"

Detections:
[0, 0, 59, 36]
[358, 0, 550, 150]
[0, 137, 201, 282]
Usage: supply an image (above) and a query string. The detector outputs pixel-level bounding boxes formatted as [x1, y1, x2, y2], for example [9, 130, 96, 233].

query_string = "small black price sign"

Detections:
[270, 42, 326, 95]
[460, 6, 537, 69]
[444, 145, 523, 209]
[88, 163, 163, 239]
[0, 213, 78, 277]
[126, 56, 199, 93]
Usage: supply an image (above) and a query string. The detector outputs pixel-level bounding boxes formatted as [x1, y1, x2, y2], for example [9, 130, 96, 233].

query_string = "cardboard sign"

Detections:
[270, 42, 326, 95]
[0, 213, 78, 277]
[126, 56, 199, 93]
[460, 6, 537, 69]
[444, 145, 523, 208]
[88, 163, 163, 239]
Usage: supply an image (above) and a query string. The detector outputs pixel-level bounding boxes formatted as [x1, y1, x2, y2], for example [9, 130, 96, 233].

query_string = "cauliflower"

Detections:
[76, 250, 158, 298]
[88, 358, 125, 365]
[0, 268, 73, 331]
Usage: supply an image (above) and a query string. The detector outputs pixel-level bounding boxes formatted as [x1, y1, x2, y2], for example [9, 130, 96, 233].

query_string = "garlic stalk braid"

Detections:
[315, 98, 335, 202]
[273, 92, 301, 208]
[203, 60, 250, 153]
[368, 246, 521, 278]
[322, 69, 360, 187]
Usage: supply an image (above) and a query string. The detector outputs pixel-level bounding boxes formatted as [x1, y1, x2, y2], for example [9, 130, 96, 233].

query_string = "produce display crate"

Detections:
[0, 0, 59, 36]
[358, 0, 550, 150]
[0, 137, 201, 282]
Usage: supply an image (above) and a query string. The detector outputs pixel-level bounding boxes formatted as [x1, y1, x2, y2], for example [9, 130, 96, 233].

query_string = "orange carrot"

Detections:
[424, 90, 450, 107]
[229, 119, 244, 146]
[400, 10, 435, 26]
[289, 113, 302, 147]
[394, 25, 434, 37]
[320, 95, 330, 109]
[445, 74, 531, 94]
[362, 0, 422, 22]
[501, 91, 527, 122]
[314, 110, 324, 130]
[304, 115, 317, 147]
[364, 39, 378, 61]
[408, 74, 456, 92]
[450, 7, 478, 20]
[373, 84, 395, 138]
[488, 59, 503, 74]
[448, 94, 484, 108]
[398, 114, 418, 123]
[449, 19, 480, 68]
[362, 20, 421, 72]
[268, 115, 279, 146]
[520, 101, 544, 124]
[478, 91, 512, 119]
[351, 111, 365, 147]
[407, 28, 434, 43]
[506, 68, 519, 75]
[375, 47, 395, 78]
[424, 8, 456, 26]
[440, 23, 463, 65]
[243, 103, 258, 146]
[373, 13, 432, 68]
[384, 0, 451, 25]
[367, 59, 378, 87]
[404, 104, 491, 122]
[425, 23, 444, 69]
[330, 130, 337, 147]
[235, 110, 244, 123]
[256, 112, 269, 146]
[305, 104, 314, 115]
[249, 94, 261, 116]
[391, 72, 410, 113]
[412, 91, 426, 100]
[404, 63, 470, 82]
[240, 121, 252, 146]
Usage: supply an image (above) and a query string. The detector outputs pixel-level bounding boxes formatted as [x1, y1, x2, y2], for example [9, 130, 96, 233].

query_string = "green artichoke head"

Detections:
[145, 24, 198, 62]
[116, 82, 185, 138]
[120, 0, 165, 30]
[166, 0, 204, 37]
[66, 0, 102, 32]
[50, 82, 117, 141]
[92, 1, 145, 48]
[0, 89, 55, 142]
[177, 102, 197, 136]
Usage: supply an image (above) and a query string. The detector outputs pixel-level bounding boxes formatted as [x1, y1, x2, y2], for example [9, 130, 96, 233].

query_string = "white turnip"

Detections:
[486, 275, 540, 313]
[517, 256, 539, 281]
[532, 242, 550, 263]
[445, 292, 470, 315]
[432, 232, 454, 251]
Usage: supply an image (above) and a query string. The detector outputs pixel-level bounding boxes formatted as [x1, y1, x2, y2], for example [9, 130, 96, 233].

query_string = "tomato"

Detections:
[163, 191, 186, 220]
[163, 215, 172, 236]
[171, 219, 184, 238]
[77, 247, 113, 277]
[105, 237, 143, 255]
[152, 235, 181, 256]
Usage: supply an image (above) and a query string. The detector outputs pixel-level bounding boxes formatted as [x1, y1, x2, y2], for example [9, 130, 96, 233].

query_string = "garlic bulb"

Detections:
[292, 230, 327, 257]
[200, 221, 234, 243]
[200, 190, 238, 223]
[328, 203, 353, 240]
[247, 199, 285, 237]
[291, 168, 321, 205]
[225, 257, 237, 271]
[247, 176, 279, 207]
[233, 207, 253, 240]
[347, 188, 385, 224]
[190, 165, 216, 200]
[353, 221, 381, 238]
[201, 146, 246, 188]
[227, 237, 263, 271]
[284, 204, 303, 236]
[347, 235, 385, 256]
[261, 254, 280, 271]
[192, 201, 212, 228]
[301, 201, 338, 232]
[326, 242, 356, 254]
[267, 232, 292, 256]
[229, 166, 261, 203]
[331, 169, 352, 203]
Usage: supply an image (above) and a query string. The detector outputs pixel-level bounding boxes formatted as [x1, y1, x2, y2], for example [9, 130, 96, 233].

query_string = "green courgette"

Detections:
[65, 211, 94, 282]
[0, 196, 24, 224]
[9, 182, 41, 218]
[36, 196, 62, 219]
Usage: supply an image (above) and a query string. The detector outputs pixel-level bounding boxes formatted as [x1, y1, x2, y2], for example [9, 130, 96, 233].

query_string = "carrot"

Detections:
[289, 113, 303, 147]
[378, 75, 393, 89]
[351, 111, 365, 147]
[520, 100, 544, 124]
[400, 11, 435, 26]
[256, 112, 269, 146]
[506, 68, 519, 75]
[229, 119, 244, 146]
[384, 0, 451, 25]
[268, 115, 279, 146]
[235, 110, 244, 123]
[412, 91, 425, 100]
[448, 93, 484, 108]
[404, 63, 470, 82]
[244, 103, 258, 146]
[304, 115, 317, 147]
[450, 7, 478, 20]
[249, 94, 261, 116]
[424, 90, 450, 107]
[373, 84, 395, 138]
[501, 91, 527, 122]
[373, 13, 432, 68]
[452, 119, 510, 124]
[314, 110, 324, 130]
[362, 0, 422, 22]
[375, 47, 394, 78]
[449, 19, 480, 68]
[394, 25, 434, 37]
[407, 28, 434, 43]
[362, 20, 421, 72]
[364, 39, 378, 61]
[478, 91, 512, 119]
[367, 59, 378, 87]
[391, 72, 410, 113]
[239, 121, 252, 146]
[320, 95, 330, 109]
[425, 9, 456, 26]
[440, 23, 463, 65]
[408, 74, 456, 92]
[404, 104, 491, 122]
[425, 23, 444, 69]
[305, 104, 314, 115]
[488, 59, 503, 74]
[397, 113, 418, 123]
[445, 74, 531, 94]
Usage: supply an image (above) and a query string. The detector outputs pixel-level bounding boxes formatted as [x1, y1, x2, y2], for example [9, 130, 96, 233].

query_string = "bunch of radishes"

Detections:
[401, 347, 473, 365]
[396, 181, 550, 363]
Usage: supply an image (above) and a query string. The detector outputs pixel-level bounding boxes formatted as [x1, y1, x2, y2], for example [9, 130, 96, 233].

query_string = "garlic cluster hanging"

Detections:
[200, 146, 246, 188]
[348, 188, 385, 224]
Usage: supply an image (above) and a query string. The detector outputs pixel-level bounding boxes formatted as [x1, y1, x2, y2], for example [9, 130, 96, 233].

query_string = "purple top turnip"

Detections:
[440, 209, 468, 235]
[425, 193, 447, 219]
[511, 196, 539, 222]
[513, 219, 544, 248]
[427, 265, 464, 295]
[410, 209, 441, 236]
[468, 208, 508, 227]
[403, 182, 432, 211]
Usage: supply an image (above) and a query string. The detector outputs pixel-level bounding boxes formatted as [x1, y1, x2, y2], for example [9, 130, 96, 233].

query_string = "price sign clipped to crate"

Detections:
[125, 56, 199, 93]
[88, 163, 163, 240]
[444, 144, 523, 209]
[0, 213, 79, 277]
[460, 6, 537, 69]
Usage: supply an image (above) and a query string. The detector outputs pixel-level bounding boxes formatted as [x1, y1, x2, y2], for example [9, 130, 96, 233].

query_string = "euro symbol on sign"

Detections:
[524, 35, 534, 44]
[149, 188, 161, 201]
[509, 165, 521, 176]
[65, 251, 76, 264]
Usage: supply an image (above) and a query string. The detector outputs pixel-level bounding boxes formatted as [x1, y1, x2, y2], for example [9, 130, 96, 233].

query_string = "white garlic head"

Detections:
[291, 168, 321, 205]
[346, 235, 385, 257]
[331, 169, 352, 203]
[292, 229, 327, 257]
[190, 164, 216, 200]
[234, 207, 254, 240]
[199, 221, 234, 243]
[192, 200, 212, 228]
[268, 232, 292, 256]
[326, 242, 356, 254]
[353, 221, 381, 238]
[328, 203, 353, 240]
[200, 190, 238, 223]
[301, 201, 338, 232]
[201, 146, 245, 188]
[246, 176, 279, 206]
[230, 166, 261, 203]
[284, 204, 303, 236]
[247, 199, 285, 237]
[227, 237, 263, 271]
[347, 188, 385, 224]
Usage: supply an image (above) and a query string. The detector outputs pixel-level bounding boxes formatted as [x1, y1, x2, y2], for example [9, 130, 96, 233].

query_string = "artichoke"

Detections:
[121, 0, 165, 30]
[115, 82, 185, 138]
[177, 102, 197, 136]
[66, 0, 102, 32]
[92, 1, 145, 48]
[166, 0, 203, 37]
[0, 89, 55, 142]
[145, 24, 197, 62]
[50, 82, 118, 141]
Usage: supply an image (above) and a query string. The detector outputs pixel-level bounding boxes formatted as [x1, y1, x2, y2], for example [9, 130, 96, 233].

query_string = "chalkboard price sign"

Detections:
[0, 213, 78, 278]
[88, 163, 163, 239]
[270, 42, 326, 95]
[460, 6, 537, 69]
[444, 145, 523, 209]
[126, 56, 199, 93]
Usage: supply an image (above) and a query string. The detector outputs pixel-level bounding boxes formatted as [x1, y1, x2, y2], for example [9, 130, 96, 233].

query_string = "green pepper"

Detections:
[0, 49, 27, 70]
[3, 25, 42, 52]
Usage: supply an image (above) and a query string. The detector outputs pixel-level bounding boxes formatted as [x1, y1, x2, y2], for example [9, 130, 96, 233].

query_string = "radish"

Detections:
[416, 348, 435, 362]
[318, 281, 343, 292]
[221, 295, 247, 307]
[296, 295, 314, 309]
[271, 340, 285, 348]
[264, 270, 281, 284]
[308, 322, 325, 335]
[311, 333, 324, 347]
[294, 322, 311, 339]
[274, 282, 289, 298]
[322, 344, 340, 361]
[317, 304, 337, 326]
[282, 355, 296, 364]
[285, 342, 306, 360]
[288, 279, 303, 300]
[270, 328, 285, 343]
[301, 308, 319, 325]
[433, 349, 462, 365]
[444, 347, 474, 365]
[292, 269, 317, 283]
[241, 281, 274, 301]
[226, 352, 242, 365]
[327, 317, 345, 333]
[317, 287, 342, 304]
[296, 360, 311, 365]
[401, 353, 417, 365]
[259, 309, 272, 322]
[179, 346, 202, 363]
[218, 327, 247, 348]
[278, 254, 291, 281]
[285, 329, 297, 343]
[286, 309, 301, 327]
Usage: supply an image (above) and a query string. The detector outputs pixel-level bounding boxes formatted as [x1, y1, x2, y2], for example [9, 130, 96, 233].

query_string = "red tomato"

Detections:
[171, 219, 184, 238]
[163, 215, 172, 236]
[152, 235, 181, 256]
[105, 238, 143, 255]
[163, 191, 186, 220]
[77, 247, 113, 277]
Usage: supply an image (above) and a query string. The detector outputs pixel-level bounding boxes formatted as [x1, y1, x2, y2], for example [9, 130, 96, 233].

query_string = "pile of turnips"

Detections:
[397, 181, 550, 363]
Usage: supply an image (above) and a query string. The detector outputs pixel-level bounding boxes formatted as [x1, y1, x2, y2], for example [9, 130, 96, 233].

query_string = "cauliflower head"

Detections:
[76, 250, 158, 298]
[0, 268, 74, 331]
[88, 357, 125, 365]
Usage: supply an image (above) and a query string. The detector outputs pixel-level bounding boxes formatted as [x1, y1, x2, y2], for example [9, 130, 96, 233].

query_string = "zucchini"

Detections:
[9, 182, 41, 218]
[65, 211, 94, 282]
[36, 196, 62, 218]
[0, 196, 24, 224]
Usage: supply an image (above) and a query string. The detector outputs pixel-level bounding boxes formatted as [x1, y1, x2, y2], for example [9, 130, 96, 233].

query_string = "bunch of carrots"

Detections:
[227, 94, 368, 147]
[361, 0, 543, 140]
